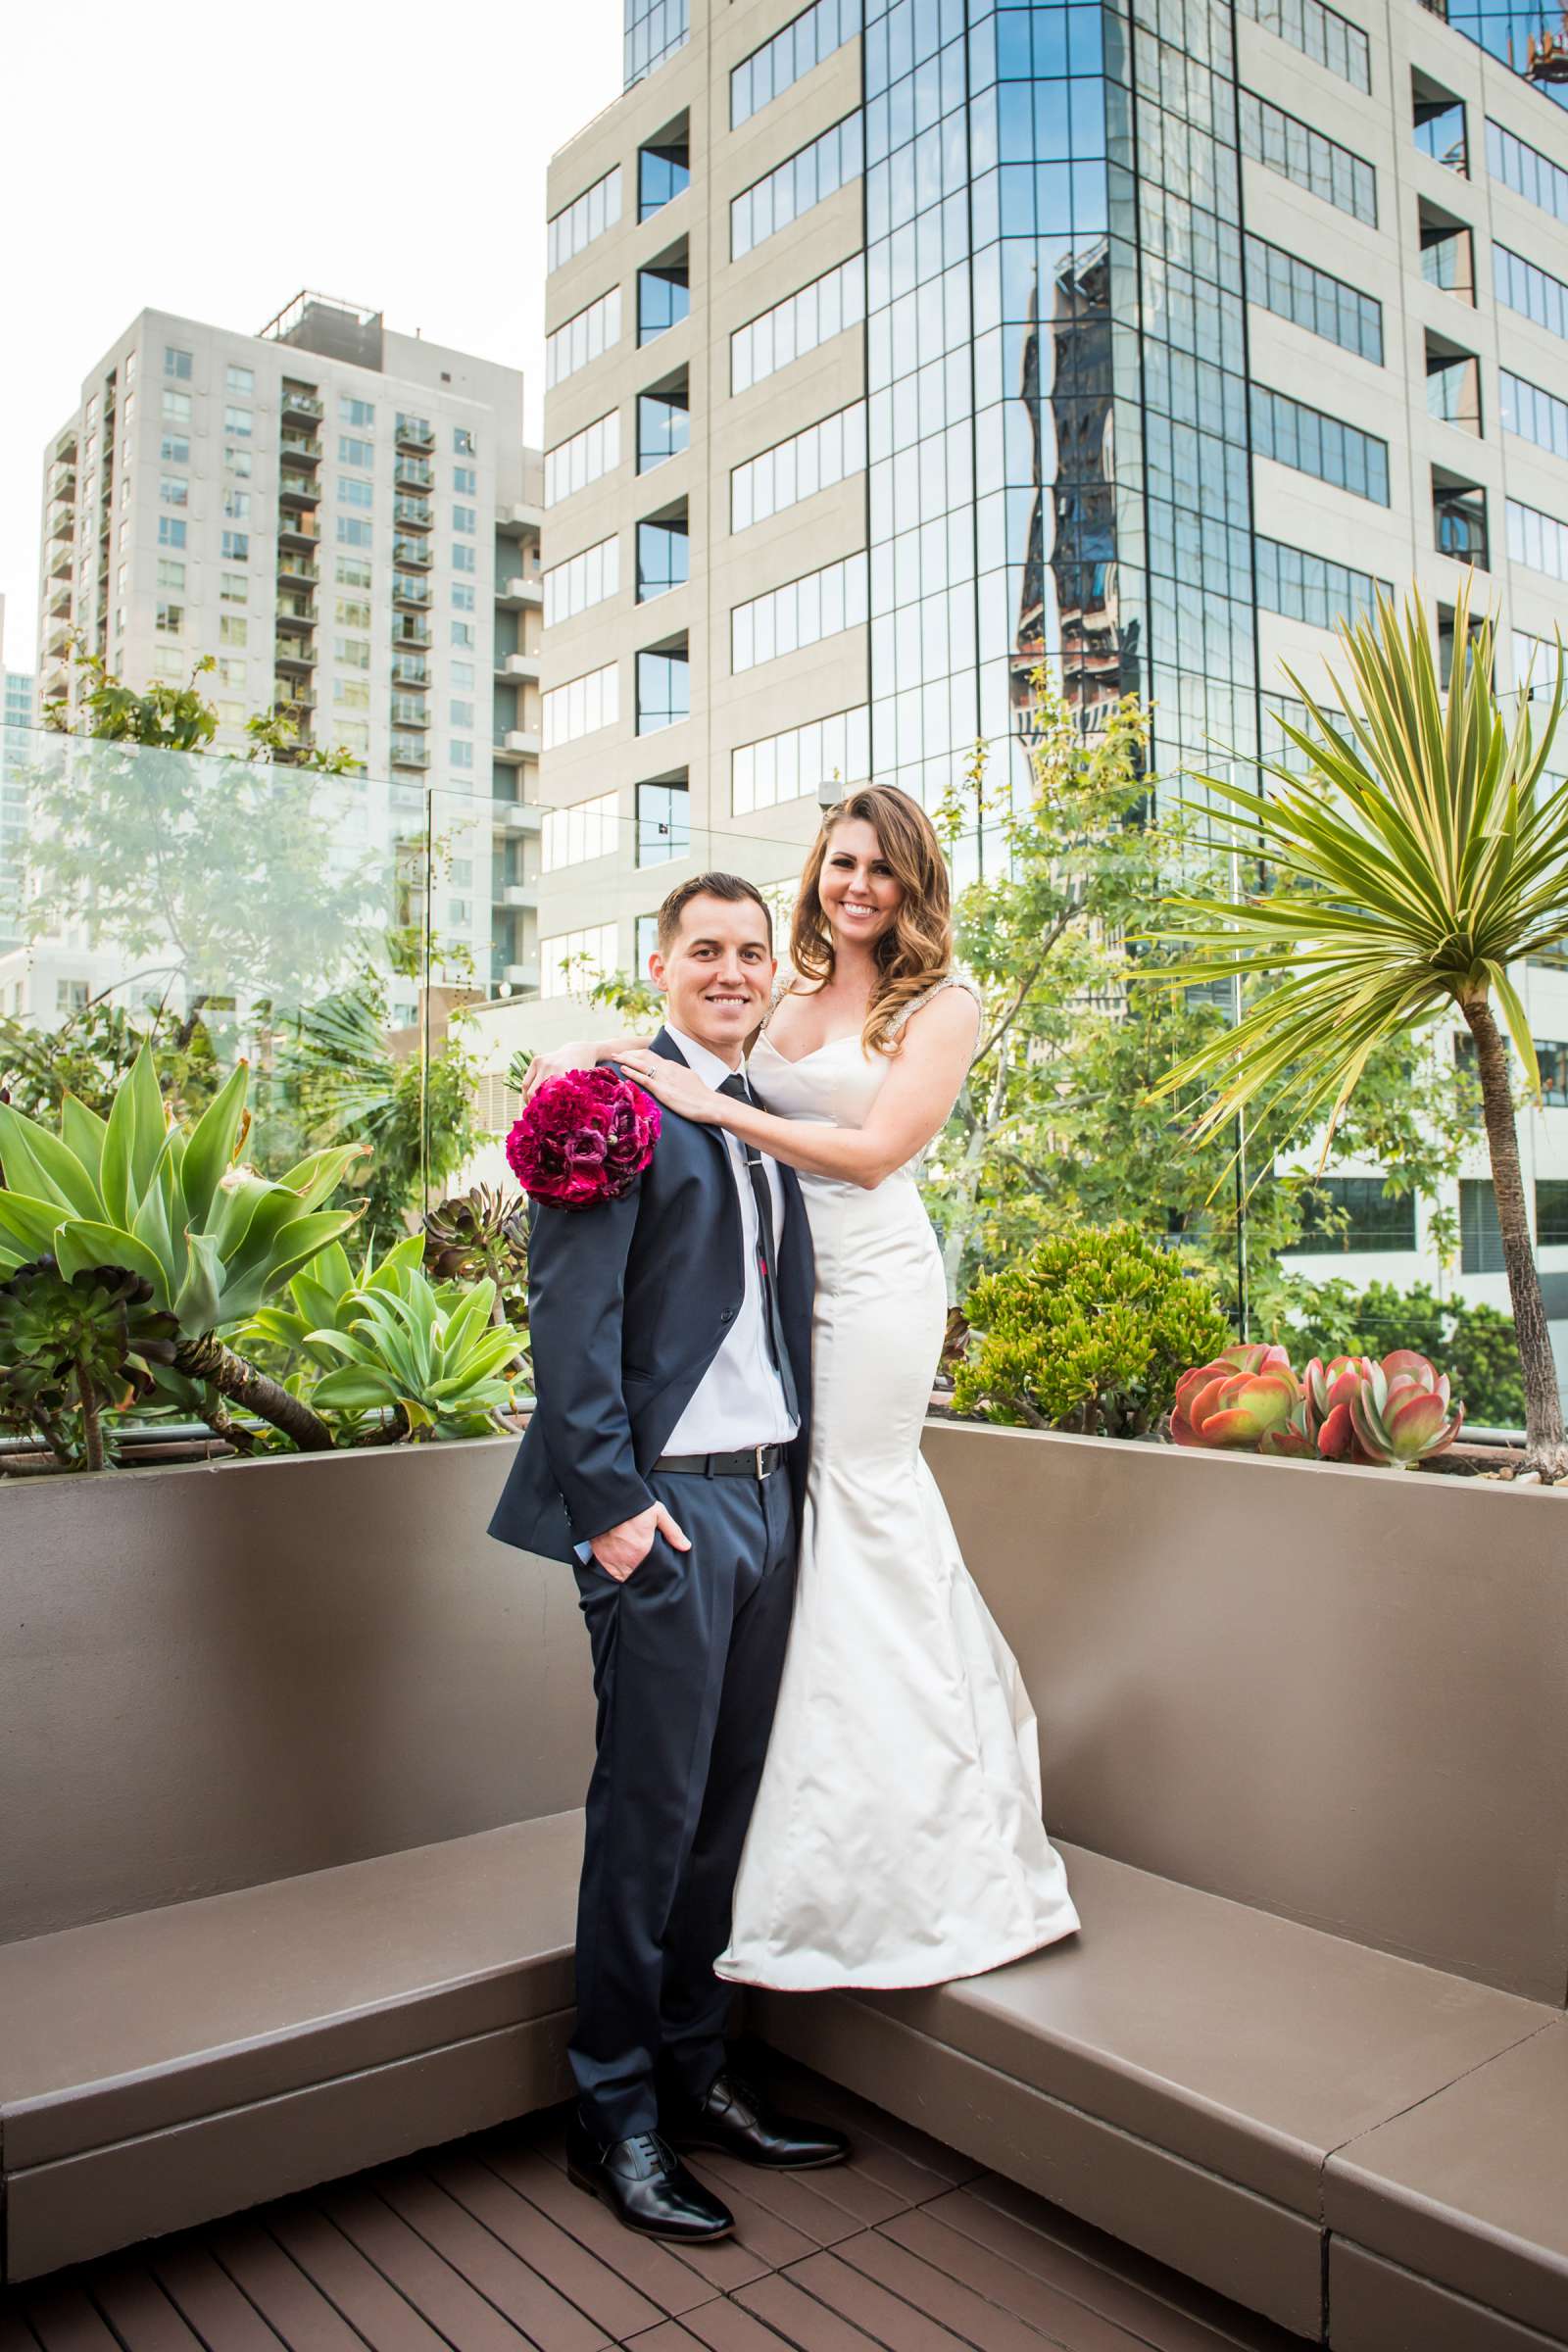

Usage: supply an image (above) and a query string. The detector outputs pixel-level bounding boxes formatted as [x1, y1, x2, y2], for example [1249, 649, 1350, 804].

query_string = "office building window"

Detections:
[226, 447, 253, 477]
[451, 741, 474, 769]
[637, 775, 690, 864]
[1494, 242, 1568, 340]
[542, 790, 619, 872]
[1460, 1179, 1505, 1273]
[223, 488, 252, 520]
[452, 542, 477, 572]
[1428, 342, 1482, 432]
[731, 552, 869, 671]
[1243, 234, 1382, 364]
[543, 661, 619, 748]
[1239, 89, 1376, 224]
[639, 137, 690, 220]
[731, 113, 864, 260]
[160, 475, 189, 507]
[339, 434, 373, 467]
[220, 570, 247, 601]
[1500, 369, 1568, 462]
[546, 285, 623, 388]
[732, 401, 867, 530]
[637, 514, 689, 602]
[733, 706, 871, 814]
[157, 516, 186, 549]
[625, 0, 688, 86]
[638, 264, 690, 346]
[223, 405, 253, 437]
[547, 165, 624, 272]
[335, 678, 371, 710]
[220, 614, 248, 647]
[452, 621, 475, 648]
[337, 596, 371, 628]
[637, 385, 689, 472]
[1435, 475, 1488, 567]
[451, 699, 474, 730]
[453, 504, 476, 534]
[1537, 1179, 1568, 1246]
[1235, 0, 1369, 88]
[337, 516, 373, 548]
[1286, 1178, 1417, 1254]
[340, 396, 374, 427]
[541, 923, 618, 1000]
[453, 581, 476, 609]
[636, 645, 689, 734]
[164, 346, 193, 379]
[221, 530, 249, 561]
[544, 410, 621, 505]
[454, 466, 477, 495]
[454, 426, 475, 455]
[158, 558, 186, 591]
[337, 556, 371, 589]
[1251, 386, 1389, 502]
[160, 433, 190, 466]
[732, 254, 866, 395]
[1506, 496, 1568, 582]
[161, 389, 192, 424]
[1420, 204, 1474, 300]
[1487, 118, 1568, 225]
[225, 364, 254, 394]
[1413, 79, 1467, 174]
[155, 602, 183, 635]
[339, 475, 373, 509]
[543, 534, 620, 624]
[732, 0, 862, 126]
[1254, 538, 1390, 629]
[335, 637, 370, 668]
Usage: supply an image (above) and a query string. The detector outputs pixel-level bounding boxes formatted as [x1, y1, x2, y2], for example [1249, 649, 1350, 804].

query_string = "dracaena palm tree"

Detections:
[1150, 580, 1568, 1479]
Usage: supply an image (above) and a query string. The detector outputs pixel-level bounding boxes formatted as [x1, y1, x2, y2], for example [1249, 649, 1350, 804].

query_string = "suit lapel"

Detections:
[650, 1026, 738, 1179]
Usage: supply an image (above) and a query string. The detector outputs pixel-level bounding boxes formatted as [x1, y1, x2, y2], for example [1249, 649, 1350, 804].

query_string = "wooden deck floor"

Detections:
[0, 2056, 1306, 2352]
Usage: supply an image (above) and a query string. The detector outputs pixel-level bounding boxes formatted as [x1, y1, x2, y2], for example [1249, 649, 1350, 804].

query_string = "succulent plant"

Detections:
[421, 1184, 527, 1309]
[1170, 1344, 1315, 1456]
[0, 1257, 179, 1470]
[304, 1274, 522, 1441]
[1313, 1349, 1464, 1467]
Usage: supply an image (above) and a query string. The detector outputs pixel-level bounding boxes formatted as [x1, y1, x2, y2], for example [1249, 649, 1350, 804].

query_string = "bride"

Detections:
[528, 782, 1078, 1988]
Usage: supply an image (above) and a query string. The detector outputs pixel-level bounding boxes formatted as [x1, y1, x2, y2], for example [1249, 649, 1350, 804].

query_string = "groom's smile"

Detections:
[648, 887, 775, 1063]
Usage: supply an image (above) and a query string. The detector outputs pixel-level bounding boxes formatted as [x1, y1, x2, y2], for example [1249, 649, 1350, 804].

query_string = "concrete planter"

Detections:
[4, 1425, 1565, 2004]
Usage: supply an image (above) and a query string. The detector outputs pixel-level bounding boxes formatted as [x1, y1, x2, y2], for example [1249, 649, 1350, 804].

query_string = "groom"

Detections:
[490, 871, 847, 2241]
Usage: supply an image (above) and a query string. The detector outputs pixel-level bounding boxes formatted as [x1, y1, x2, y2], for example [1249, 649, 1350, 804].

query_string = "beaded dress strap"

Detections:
[885, 971, 983, 1040]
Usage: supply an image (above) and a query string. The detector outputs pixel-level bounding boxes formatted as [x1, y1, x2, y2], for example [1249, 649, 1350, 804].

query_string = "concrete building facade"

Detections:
[32, 297, 544, 1026]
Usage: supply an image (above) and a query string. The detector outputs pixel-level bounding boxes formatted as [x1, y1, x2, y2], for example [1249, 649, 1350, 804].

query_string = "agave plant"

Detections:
[0, 1045, 365, 1450]
[1309, 1349, 1463, 1467]
[1150, 581, 1568, 1479]
[0, 1258, 180, 1471]
[303, 1274, 521, 1441]
[1169, 1344, 1315, 1456]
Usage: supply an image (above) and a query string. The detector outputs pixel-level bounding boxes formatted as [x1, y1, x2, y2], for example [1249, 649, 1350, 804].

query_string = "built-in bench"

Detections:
[4, 1819, 1564, 2347]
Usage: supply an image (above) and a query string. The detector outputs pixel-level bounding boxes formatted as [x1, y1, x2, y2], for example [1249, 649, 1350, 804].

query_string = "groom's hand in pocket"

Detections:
[590, 1499, 691, 1582]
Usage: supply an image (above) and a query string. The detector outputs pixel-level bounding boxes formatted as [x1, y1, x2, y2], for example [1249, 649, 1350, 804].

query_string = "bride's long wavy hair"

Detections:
[789, 784, 953, 1055]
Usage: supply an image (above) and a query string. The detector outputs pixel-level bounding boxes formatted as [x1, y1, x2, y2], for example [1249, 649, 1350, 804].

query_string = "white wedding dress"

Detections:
[713, 977, 1079, 1990]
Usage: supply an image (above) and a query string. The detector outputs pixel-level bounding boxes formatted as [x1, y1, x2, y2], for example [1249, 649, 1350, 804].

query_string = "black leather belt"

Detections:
[655, 1444, 785, 1479]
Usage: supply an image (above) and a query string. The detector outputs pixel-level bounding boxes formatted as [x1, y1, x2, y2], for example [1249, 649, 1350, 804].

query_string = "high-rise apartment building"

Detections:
[33, 296, 544, 1023]
[487, 0, 1568, 1349]
[0, 596, 34, 957]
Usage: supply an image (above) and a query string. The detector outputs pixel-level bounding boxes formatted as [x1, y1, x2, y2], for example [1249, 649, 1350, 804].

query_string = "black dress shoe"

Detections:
[565, 2113, 735, 2241]
[665, 2067, 851, 2170]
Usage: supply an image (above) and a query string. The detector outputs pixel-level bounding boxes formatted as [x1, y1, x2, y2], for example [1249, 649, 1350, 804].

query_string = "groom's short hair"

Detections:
[657, 871, 774, 954]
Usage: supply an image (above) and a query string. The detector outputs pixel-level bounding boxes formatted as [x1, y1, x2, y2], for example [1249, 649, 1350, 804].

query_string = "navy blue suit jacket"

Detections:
[488, 1028, 815, 1563]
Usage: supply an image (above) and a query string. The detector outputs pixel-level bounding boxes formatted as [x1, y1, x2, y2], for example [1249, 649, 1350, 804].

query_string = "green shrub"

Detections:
[955, 1223, 1233, 1437]
[1275, 1275, 1526, 1429]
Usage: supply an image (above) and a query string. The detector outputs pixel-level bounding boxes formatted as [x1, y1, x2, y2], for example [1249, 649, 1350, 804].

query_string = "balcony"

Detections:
[48, 462, 76, 503]
[498, 881, 538, 911]
[275, 596, 317, 632]
[44, 622, 73, 660]
[276, 553, 319, 587]
[271, 682, 316, 712]
[496, 575, 544, 609]
[392, 496, 433, 533]
[390, 655, 429, 689]
[46, 503, 74, 544]
[391, 617, 431, 648]
[276, 511, 320, 547]
[279, 432, 322, 469]
[273, 638, 316, 674]
[390, 695, 431, 729]
[278, 471, 321, 509]
[46, 582, 73, 621]
[280, 389, 324, 423]
[52, 427, 77, 466]
[392, 574, 432, 610]
[492, 727, 541, 762]
[390, 736, 430, 769]
[47, 541, 74, 582]
[394, 457, 433, 492]
[392, 535, 432, 570]
[492, 798, 544, 834]
[496, 500, 544, 537]
[396, 416, 435, 452]
[496, 650, 539, 683]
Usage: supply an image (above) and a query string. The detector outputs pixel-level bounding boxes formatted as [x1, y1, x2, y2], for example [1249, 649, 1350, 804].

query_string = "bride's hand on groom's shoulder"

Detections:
[620, 1052, 722, 1124]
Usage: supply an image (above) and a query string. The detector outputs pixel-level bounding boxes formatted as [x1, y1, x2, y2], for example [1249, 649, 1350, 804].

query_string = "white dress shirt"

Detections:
[658, 1023, 799, 1454]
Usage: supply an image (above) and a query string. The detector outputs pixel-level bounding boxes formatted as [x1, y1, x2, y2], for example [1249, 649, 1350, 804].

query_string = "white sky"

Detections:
[0, 0, 623, 673]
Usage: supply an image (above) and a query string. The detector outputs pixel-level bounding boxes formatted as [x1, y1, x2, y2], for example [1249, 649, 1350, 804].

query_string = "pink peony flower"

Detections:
[506, 1067, 662, 1208]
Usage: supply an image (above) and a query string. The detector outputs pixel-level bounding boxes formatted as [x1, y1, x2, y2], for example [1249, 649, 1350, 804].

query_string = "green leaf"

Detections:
[54, 1219, 171, 1306]
[311, 1366, 397, 1410]
[60, 1095, 109, 1185]
[177, 1060, 251, 1231]
[0, 1101, 103, 1219]
[122, 1042, 171, 1205]
[173, 1227, 224, 1335]
[0, 1190, 69, 1263]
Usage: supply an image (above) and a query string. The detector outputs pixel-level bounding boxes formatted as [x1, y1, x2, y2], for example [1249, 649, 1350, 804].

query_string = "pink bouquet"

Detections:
[506, 1067, 662, 1209]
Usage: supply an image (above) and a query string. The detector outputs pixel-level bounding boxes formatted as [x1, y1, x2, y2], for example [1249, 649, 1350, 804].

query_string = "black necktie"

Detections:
[719, 1073, 799, 1424]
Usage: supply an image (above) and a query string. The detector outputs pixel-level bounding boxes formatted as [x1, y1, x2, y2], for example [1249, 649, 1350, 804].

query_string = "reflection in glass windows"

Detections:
[731, 552, 868, 672]
[1412, 82, 1468, 175]
[731, 114, 865, 260]
[542, 790, 619, 872]
[542, 923, 618, 1000]
[732, 707, 871, 814]
[1286, 1179, 1418, 1255]
[1494, 242, 1568, 339]
[1234, 0, 1369, 90]
[732, 256, 867, 394]
[731, 403, 867, 531]
[636, 774, 691, 863]
[543, 534, 620, 626]
[638, 263, 690, 345]
[732, 0, 863, 128]
[637, 383, 689, 471]
[548, 166, 623, 273]
[1434, 474, 1488, 567]
[1486, 118, 1568, 222]
[624, 0, 688, 90]
[542, 662, 619, 749]
[637, 514, 690, 601]
[1459, 1177, 1505, 1274]
[636, 645, 690, 733]
[1243, 233, 1383, 363]
[1446, 2, 1568, 115]
[1506, 495, 1568, 581]
[639, 138, 690, 220]
[1539, 1176, 1568, 1240]
[1500, 368, 1568, 461]
[1250, 386, 1390, 503]
[1239, 89, 1377, 223]
[1255, 538, 1389, 629]
[545, 411, 621, 506]
[546, 287, 623, 388]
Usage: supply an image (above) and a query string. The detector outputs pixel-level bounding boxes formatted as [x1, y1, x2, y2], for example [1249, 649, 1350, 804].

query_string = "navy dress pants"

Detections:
[568, 1462, 797, 2142]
